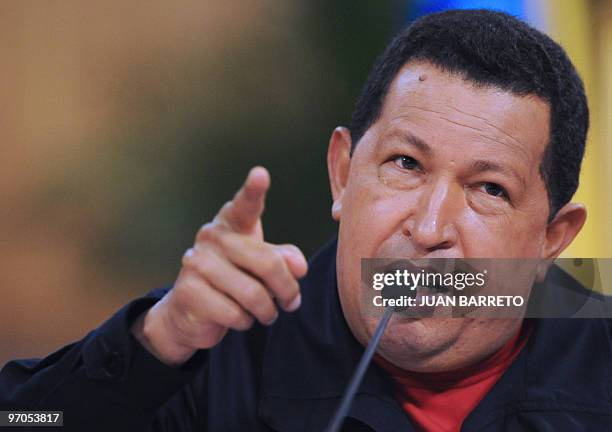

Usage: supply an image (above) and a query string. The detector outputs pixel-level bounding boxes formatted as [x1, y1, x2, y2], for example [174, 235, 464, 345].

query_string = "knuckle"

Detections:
[276, 280, 299, 305]
[181, 249, 214, 277]
[174, 278, 199, 302]
[264, 312, 278, 325]
[191, 251, 214, 276]
[196, 222, 220, 243]
[225, 306, 242, 325]
[283, 244, 302, 256]
[257, 303, 277, 324]
[181, 248, 196, 267]
[226, 307, 252, 330]
[220, 200, 234, 214]
[282, 281, 300, 302]
[240, 316, 255, 330]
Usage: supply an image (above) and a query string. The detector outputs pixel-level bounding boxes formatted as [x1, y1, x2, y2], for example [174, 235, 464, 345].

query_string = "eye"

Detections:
[479, 182, 509, 200]
[393, 155, 420, 171]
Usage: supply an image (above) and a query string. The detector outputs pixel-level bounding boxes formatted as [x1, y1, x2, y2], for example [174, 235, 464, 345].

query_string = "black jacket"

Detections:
[1, 238, 612, 431]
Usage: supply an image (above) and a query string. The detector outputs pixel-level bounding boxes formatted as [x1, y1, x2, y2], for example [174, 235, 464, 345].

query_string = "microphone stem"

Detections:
[326, 306, 395, 432]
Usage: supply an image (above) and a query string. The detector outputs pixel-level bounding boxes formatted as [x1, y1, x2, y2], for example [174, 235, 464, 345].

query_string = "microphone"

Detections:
[325, 305, 397, 432]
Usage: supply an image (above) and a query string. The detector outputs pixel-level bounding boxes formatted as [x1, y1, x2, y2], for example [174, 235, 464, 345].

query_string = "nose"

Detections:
[403, 178, 459, 254]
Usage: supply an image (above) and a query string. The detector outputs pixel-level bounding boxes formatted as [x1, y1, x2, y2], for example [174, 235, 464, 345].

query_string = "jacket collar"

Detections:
[259, 238, 612, 431]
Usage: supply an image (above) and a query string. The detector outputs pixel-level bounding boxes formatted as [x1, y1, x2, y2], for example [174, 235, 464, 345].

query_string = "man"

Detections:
[1, 9, 609, 431]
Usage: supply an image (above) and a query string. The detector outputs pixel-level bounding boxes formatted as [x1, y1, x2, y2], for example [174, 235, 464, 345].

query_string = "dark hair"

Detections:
[349, 9, 589, 218]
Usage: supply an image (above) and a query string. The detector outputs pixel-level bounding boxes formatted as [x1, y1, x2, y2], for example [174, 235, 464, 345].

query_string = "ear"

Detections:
[327, 126, 352, 221]
[542, 202, 587, 259]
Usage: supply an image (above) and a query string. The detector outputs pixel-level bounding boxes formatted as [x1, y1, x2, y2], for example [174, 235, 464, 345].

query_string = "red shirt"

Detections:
[375, 323, 532, 432]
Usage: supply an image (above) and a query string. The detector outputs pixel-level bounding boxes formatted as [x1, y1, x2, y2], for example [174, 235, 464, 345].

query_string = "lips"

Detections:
[375, 259, 445, 276]
[374, 257, 480, 275]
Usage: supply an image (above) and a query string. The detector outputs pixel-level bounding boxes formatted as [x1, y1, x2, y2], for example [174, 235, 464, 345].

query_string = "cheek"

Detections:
[505, 220, 547, 256]
[336, 175, 419, 340]
[340, 174, 417, 256]
[459, 209, 546, 257]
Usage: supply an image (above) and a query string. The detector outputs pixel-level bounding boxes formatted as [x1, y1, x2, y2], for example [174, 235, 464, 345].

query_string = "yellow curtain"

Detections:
[545, 0, 611, 259]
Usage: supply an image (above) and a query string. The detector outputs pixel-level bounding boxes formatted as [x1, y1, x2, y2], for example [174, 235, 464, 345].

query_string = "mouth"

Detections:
[365, 257, 490, 319]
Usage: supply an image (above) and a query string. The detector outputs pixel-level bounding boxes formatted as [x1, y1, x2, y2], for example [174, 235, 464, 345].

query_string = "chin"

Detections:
[368, 316, 468, 371]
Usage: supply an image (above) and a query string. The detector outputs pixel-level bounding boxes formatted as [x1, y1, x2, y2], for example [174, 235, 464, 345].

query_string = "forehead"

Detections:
[376, 62, 551, 166]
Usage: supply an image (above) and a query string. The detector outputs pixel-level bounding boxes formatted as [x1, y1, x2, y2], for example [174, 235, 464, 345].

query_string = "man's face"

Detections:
[331, 62, 553, 371]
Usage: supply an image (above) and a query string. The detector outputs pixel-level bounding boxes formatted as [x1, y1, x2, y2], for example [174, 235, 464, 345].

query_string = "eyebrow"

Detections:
[385, 130, 432, 155]
[470, 160, 526, 188]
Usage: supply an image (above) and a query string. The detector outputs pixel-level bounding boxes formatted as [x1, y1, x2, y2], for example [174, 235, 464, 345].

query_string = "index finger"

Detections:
[218, 166, 270, 233]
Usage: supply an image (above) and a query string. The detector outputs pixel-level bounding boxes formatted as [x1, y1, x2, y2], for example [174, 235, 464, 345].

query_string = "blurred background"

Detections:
[1, 0, 610, 365]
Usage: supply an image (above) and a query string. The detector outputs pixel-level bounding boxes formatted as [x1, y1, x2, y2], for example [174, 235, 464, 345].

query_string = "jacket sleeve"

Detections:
[0, 287, 208, 431]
